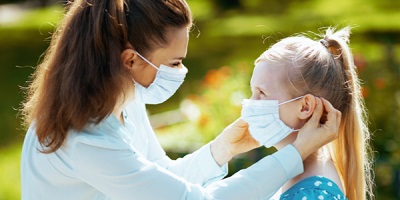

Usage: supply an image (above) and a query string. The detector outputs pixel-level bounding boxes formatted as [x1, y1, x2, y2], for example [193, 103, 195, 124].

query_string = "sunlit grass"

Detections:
[0, 143, 21, 200]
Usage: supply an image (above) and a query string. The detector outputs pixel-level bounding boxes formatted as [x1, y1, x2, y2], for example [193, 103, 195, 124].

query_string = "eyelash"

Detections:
[172, 62, 181, 67]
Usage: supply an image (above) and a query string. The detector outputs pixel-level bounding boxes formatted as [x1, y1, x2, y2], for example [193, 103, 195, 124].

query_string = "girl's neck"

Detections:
[281, 147, 344, 193]
[281, 150, 328, 191]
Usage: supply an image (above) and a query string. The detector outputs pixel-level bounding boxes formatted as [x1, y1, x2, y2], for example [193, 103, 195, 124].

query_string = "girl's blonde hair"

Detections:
[257, 27, 374, 200]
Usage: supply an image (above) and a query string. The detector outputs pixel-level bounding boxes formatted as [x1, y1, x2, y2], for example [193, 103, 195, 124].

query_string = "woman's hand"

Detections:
[293, 97, 341, 160]
[211, 118, 260, 166]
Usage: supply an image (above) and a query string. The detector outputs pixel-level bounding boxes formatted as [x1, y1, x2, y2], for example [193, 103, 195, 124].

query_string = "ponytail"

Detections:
[322, 27, 374, 200]
[21, 0, 192, 153]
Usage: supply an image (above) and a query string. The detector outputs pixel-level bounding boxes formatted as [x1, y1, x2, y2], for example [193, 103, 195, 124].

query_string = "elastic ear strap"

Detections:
[278, 95, 304, 106]
[135, 51, 158, 70]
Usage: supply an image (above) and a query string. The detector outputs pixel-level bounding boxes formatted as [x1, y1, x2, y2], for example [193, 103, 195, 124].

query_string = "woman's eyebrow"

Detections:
[173, 56, 186, 60]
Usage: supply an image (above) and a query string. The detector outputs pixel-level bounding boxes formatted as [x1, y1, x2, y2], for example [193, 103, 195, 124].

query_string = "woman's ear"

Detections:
[121, 48, 137, 71]
[298, 94, 317, 119]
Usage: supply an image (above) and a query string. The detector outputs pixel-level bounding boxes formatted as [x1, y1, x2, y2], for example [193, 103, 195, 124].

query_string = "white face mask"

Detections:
[241, 96, 303, 148]
[134, 51, 188, 104]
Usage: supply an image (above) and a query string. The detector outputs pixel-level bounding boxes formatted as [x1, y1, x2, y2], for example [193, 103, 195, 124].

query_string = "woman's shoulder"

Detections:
[279, 176, 347, 200]
[66, 116, 132, 151]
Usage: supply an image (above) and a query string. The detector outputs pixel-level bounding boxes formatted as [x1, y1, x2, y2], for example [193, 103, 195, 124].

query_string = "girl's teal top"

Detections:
[280, 176, 347, 200]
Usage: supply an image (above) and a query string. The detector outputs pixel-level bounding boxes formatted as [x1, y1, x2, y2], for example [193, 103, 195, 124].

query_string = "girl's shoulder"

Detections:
[279, 176, 347, 200]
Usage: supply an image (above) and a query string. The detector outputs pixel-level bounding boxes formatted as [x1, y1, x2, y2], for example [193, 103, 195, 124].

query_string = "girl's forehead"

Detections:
[250, 61, 290, 97]
[251, 61, 285, 83]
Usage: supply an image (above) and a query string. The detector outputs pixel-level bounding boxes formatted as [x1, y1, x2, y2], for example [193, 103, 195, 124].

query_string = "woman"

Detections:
[20, 0, 341, 199]
[242, 27, 374, 199]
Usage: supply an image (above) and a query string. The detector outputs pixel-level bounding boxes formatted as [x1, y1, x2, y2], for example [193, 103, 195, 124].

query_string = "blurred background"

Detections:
[0, 0, 399, 199]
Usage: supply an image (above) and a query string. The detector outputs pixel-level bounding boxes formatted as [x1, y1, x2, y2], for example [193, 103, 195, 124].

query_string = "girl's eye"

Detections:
[259, 90, 268, 99]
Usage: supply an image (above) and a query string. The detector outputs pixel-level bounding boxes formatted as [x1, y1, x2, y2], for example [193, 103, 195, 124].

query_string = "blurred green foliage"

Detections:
[0, 0, 399, 199]
[0, 143, 21, 200]
[0, 0, 24, 4]
[0, 5, 62, 146]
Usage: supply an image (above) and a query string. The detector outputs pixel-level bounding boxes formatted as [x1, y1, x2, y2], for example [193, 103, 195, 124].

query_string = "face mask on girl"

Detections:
[241, 96, 303, 148]
[134, 51, 188, 104]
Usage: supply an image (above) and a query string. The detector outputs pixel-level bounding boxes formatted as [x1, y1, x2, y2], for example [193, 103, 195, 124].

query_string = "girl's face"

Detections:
[249, 61, 303, 148]
[131, 27, 189, 87]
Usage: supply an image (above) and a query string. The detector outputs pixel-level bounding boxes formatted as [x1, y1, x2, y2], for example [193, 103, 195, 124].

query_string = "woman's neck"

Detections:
[112, 101, 125, 126]
[112, 86, 135, 126]
[112, 108, 125, 126]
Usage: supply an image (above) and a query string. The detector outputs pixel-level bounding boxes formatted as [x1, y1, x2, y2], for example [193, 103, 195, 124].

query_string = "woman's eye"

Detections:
[172, 62, 181, 67]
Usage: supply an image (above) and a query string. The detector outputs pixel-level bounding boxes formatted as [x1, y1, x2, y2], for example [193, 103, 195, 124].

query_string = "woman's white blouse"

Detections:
[21, 99, 303, 200]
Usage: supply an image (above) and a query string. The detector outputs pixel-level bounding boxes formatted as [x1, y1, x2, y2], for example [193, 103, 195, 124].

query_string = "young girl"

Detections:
[20, 0, 341, 199]
[242, 27, 374, 199]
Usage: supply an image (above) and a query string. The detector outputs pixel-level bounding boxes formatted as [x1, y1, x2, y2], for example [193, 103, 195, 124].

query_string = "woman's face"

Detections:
[249, 61, 303, 147]
[132, 27, 189, 87]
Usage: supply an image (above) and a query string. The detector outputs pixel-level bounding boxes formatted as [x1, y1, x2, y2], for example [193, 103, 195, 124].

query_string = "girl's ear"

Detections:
[121, 47, 138, 71]
[298, 94, 317, 119]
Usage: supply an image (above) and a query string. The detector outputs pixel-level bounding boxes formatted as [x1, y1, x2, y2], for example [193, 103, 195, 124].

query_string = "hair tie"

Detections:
[319, 39, 329, 48]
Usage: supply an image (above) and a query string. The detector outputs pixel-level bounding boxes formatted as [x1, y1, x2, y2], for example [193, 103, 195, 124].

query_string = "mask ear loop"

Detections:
[278, 95, 305, 132]
[278, 95, 304, 106]
[131, 78, 138, 85]
[135, 51, 159, 70]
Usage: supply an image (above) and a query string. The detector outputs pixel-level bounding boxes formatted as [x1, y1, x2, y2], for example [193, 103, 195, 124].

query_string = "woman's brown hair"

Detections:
[21, 0, 192, 153]
[256, 27, 374, 199]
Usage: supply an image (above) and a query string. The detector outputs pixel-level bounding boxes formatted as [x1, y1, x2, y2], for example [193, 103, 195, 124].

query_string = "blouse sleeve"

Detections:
[152, 143, 229, 186]
[133, 101, 228, 186]
[71, 137, 303, 200]
[205, 145, 303, 200]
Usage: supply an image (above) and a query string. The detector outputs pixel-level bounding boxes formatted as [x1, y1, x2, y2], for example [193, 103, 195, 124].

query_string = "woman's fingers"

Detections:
[309, 97, 323, 126]
[293, 97, 341, 160]
[320, 98, 341, 140]
[234, 117, 249, 129]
